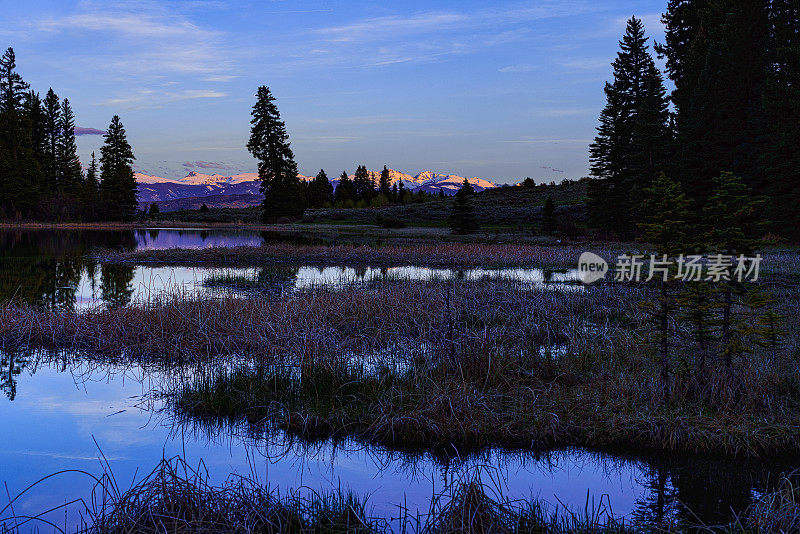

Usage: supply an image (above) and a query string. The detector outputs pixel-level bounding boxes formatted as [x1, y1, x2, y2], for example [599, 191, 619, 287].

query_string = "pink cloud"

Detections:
[74, 126, 106, 136]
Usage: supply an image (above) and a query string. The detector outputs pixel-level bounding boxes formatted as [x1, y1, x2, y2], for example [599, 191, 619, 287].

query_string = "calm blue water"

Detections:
[0, 229, 581, 308]
[0, 229, 797, 531]
[0, 355, 792, 531]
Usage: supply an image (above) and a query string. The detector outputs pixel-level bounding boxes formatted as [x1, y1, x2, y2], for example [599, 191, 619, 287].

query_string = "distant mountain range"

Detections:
[137, 169, 499, 211]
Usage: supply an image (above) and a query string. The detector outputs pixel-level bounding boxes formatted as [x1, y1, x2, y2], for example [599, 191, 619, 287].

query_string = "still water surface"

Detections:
[0, 229, 580, 308]
[0, 355, 796, 531]
[1, 229, 797, 530]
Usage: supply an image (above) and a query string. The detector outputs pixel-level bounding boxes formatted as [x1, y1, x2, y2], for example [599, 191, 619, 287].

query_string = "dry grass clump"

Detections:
[0, 280, 634, 361]
[86, 458, 298, 534]
[3, 275, 800, 456]
[2, 456, 642, 534]
[92, 242, 617, 269]
[743, 471, 800, 533]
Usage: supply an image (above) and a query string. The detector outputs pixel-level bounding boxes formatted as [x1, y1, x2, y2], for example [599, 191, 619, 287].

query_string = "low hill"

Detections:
[304, 179, 588, 227]
[150, 179, 589, 229]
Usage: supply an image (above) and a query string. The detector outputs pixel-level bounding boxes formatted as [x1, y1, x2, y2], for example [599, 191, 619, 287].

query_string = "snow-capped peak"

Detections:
[135, 168, 499, 197]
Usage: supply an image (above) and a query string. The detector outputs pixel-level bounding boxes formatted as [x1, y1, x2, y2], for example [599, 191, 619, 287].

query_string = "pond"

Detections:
[0, 229, 581, 308]
[2, 228, 797, 531]
[0, 353, 797, 531]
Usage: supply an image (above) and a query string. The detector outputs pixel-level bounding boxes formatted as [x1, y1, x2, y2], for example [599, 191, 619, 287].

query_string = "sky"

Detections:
[2, 0, 668, 184]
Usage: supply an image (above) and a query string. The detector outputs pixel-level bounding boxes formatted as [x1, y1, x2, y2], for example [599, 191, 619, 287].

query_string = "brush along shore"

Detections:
[90, 242, 619, 269]
[2, 278, 799, 458]
[3, 455, 798, 533]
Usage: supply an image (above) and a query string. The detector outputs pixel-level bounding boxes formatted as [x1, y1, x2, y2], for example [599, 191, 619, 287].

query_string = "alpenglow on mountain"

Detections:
[136, 169, 498, 210]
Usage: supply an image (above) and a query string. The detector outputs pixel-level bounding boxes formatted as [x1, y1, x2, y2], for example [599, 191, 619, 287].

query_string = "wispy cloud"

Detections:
[34, 0, 236, 106]
[558, 58, 611, 71]
[102, 89, 227, 110]
[314, 3, 594, 43]
[499, 64, 537, 73]
[315, 12, 469, 43]
[183, 160, 234, 170]
[294, 1, 598, 69]
[498, 137, 593, 145]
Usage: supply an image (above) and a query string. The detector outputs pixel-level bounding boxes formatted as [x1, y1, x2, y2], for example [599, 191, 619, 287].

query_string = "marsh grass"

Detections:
[203, 267, 298, 291]
[741, 470, 800, 533]
[2, 276, 799, 456]
[91, 242, 617, 269]
[11, 453, 799, 533]
[0, 455, 650, 534]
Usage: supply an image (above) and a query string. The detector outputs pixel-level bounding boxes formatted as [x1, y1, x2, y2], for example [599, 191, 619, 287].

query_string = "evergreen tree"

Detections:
[23, 91, 47, 194]
[246, 86, 303, 222]
[638, 173, 691, 402]
[0, 47, 40, 217]
[542, 196, 556, 233]
[660, 1, 771, 206]
[99, 115, 137, 221]
[148, 202, 160, 217]
[588, 18, 671, 239]
[657, 0, 711, 128]
[335, 171, 354, 205]
[762, 0, 800, 240]
[704, 172, 764, 257]
[378, 165, 392, 197]
[42, 88, 60, 193]
[449, 178, 479, 234]
[0, 48, 28, 114]
[353, 165, 374, 202]
[703, 173, 765, 367]
[308, 169, 333, 208]
[56, 99, 83, 196]
[84, 151, 99, 220]
[398, 180, 406, 204]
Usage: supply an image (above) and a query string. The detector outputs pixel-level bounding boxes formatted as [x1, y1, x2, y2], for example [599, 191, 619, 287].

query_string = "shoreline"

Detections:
[3, 278, 798, 460]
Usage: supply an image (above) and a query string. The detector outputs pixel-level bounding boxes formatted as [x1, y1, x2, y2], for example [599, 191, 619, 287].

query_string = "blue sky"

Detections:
[2, 0, 668, 183]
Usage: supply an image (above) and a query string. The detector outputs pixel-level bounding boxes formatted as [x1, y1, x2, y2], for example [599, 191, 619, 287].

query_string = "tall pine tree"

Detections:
[762, 0, 800, 239]
[378, 165, 392, 197]
[588, 18, 671, 239]
[335, 171, 354, 205]
[0, 47, 41, 217]
[99, 115, 137, 221]
[56, 99, 84, 198]
[84, 151, 99, 220]
[638, 173, 691, 401]
[449, 178, 479, 235]
[42, 88, 61, 194]
[660, 1, 771, 206]
[308, 169, 334, 208]
[353, 165, 374, 202]
[247, 86, 303, 222]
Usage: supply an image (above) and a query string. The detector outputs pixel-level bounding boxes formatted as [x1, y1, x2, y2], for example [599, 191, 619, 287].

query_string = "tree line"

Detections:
[589, 4, 800, 241]
[0, 47, 138, 221]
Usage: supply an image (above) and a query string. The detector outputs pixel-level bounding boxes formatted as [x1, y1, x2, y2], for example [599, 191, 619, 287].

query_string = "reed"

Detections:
[2, 276, 798, 457]
[91, 242, 619, 269]
[0, 455, 645, 533]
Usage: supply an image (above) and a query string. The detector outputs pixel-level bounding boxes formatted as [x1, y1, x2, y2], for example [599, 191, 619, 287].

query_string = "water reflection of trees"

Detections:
[630, 454, 791, 529]
[100, 264, 136, 307]
[164, 397, 794, 530]
[0, 229, 137, 308]
[0, 351, 30, 401]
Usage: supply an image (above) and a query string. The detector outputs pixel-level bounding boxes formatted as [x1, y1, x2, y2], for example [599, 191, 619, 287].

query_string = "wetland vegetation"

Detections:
[1, 227, 799, 533]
